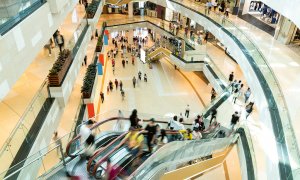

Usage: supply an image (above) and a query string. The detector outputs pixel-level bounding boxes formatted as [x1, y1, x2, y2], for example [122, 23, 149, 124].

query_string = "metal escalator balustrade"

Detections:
[129, 135, 238, 180]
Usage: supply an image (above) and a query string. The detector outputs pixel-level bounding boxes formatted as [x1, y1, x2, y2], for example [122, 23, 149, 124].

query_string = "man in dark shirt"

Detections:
[230, 111, 240, 131]
[145, 119, 157, 153]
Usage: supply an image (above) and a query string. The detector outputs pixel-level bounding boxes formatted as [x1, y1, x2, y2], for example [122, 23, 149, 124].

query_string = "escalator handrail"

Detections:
[66, 117, 193, 157]
[66, 117, 122, 157]
[92, 130, 146, 177]
[91, 129, 184, 178]
[86, 131, 129, 172]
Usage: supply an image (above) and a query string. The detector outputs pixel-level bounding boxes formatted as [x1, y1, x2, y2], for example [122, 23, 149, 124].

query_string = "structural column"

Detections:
[274, 15, 297, 44]
[128, 2, 133, 18]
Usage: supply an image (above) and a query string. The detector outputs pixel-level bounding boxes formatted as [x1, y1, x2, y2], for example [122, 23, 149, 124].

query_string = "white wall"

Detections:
[0, 0, 77, 100]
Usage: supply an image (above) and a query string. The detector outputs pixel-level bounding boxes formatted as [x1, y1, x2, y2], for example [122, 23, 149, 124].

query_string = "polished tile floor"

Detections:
[0, 5, 86, 147]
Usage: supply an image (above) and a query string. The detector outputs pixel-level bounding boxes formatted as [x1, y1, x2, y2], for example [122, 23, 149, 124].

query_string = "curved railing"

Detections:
[159, 0, 299, 177]
[129, 136, 236, 179]
[91, 130, 145, 178]
[86, 132, 129, 173]
[66, 117, 123, 157]
[65, 115, 195, 157]
[91, 129, 185, 178]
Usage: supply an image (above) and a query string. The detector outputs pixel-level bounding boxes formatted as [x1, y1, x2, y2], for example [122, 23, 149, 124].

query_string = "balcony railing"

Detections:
[0, 0, 46, 35]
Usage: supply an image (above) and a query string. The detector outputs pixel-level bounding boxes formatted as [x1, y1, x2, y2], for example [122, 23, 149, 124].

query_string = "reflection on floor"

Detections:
[96, 29, 205, 123]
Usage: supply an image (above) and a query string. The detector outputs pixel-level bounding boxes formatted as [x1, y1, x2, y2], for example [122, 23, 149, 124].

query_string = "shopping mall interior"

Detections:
[0, 0, 299, 179]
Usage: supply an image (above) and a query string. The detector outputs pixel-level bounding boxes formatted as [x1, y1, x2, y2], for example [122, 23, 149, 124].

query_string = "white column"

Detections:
[128, 2, 133, 18]
[274, 15, 296, 44]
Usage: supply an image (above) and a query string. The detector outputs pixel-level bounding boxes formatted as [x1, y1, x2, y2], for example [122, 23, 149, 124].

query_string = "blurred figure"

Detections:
[179, 128, 193, 140]
[125, 127, 144, 167]
[245, 102, 254, 119]
[105, 158, 121, 180]
[210, 109, 217, 125]
[156, 129, 168, 150]
[79, 120, 96, 159]
[192, 128, 202, 140]
[145, 119, 157, 153]
[129, 109, 140, 128]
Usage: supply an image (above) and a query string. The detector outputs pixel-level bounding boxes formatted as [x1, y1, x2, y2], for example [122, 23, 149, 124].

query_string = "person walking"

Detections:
[100, 92, 104, 103]
[112, 59, 115, 67]
[145, 119, 157, 153]
[132, 55, 135, 65]
[115, 79, 119, 90]
[233, 88, 239, 104]
[56, 31, 64, 52]
[107, 85, 110, 94]
[109, 81, 113, 91]
[133, 76, 137, 88]
[185, 104, 190, 118]
[244, 88, 251, 103]
[138, 71, 142, 81]
[228, 72, 234, 83]
[144, 74, 147, 82]
[120, 81, 123, 91]
[121, 90, 125, 101]
[245, 102, 254, 119]
[122, 59, 125, 68]
[230, 111, 240, 131]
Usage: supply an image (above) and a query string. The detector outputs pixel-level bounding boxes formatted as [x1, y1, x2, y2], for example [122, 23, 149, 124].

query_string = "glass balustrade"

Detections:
[0, 79, 49, 179]
[0, 13, 91, 178]
[170, 0, 300, 173]
[0, 0, 46, 35]
[131, 137, 235, 179]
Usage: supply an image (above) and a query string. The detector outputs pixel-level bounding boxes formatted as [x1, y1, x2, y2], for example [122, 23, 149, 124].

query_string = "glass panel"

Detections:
[132, 137, 233, 179]
[0, 0, 46, 35]
[0, 80, 49, 173]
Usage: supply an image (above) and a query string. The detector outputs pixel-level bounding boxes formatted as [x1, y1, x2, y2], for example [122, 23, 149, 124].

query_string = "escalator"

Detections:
[48, 131, 123, 179]
[88, 120, 223, 179]
[147, 47, 171, 62]
[46, 110, 227, 180]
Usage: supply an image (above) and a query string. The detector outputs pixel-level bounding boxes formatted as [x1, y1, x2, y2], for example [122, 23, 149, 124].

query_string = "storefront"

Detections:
[238, 0, 280, 36]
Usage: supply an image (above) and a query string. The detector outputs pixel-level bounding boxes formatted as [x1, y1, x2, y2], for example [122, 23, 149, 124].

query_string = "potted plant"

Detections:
[48, 49, 72, 86]
[81, 64, 97, 98]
